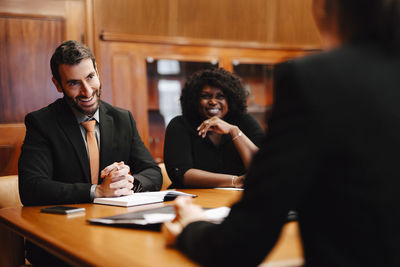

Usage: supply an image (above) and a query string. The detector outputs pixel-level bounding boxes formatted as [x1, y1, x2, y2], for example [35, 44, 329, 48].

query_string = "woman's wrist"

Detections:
[229, 126, 239, 136]
[229, 126, 242, 141]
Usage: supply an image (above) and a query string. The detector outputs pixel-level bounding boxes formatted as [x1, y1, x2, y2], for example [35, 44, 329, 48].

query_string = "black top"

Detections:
[176, 42, 400, 267]
[18, 98, 162, 206]
[163, 114, 264, 188]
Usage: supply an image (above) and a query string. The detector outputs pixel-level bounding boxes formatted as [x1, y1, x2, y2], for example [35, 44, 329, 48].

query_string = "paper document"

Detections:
[139, 207, 230, 224]
[214, 187, 244, 191]
[93, 190, 196, 207]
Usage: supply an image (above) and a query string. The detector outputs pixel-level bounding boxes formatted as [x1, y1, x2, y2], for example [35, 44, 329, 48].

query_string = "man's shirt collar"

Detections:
[68, 101, 100, 124]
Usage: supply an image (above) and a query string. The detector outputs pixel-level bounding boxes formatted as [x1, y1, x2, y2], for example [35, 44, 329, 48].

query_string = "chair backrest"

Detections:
[0, 175, 22, 208]
[0, 123, 26, 176]
[159, 163, 172, 190]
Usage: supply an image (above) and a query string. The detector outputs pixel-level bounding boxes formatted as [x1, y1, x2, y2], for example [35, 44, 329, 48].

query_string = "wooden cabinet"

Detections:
[234, 63, 275, 132]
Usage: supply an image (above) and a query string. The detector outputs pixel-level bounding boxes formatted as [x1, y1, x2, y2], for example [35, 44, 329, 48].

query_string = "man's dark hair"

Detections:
[331, 0, 400, 49]
[180, 68, 247, 124]
[50, 40, 96, 84]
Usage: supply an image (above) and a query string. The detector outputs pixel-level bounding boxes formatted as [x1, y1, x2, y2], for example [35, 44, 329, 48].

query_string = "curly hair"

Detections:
[180, 68, 248, 124]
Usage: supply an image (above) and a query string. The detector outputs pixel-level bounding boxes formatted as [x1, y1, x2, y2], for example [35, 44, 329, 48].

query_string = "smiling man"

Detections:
[18, 40, 162, 266]
[19, 40, 162, 204]
[55, 57, 101, 116]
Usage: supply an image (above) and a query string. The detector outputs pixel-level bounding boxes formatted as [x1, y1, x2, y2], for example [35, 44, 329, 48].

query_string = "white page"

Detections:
[93, 190, 196, 207]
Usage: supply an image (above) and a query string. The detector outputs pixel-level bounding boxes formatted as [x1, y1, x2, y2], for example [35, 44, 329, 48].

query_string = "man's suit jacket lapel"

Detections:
[99, 101, 114, 172]
[56, 98, 91, 182]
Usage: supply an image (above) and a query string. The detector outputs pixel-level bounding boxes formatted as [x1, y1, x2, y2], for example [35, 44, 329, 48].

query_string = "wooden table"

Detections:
[0, 189, 303, 267]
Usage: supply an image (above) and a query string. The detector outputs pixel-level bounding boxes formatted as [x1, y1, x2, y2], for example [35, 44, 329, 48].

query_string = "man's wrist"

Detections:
[231, 176, 236, 187]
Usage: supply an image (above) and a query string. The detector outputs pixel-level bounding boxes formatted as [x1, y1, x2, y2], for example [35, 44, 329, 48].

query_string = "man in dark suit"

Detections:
[163, 1, 400, 266]
[18, 40, 162, 265]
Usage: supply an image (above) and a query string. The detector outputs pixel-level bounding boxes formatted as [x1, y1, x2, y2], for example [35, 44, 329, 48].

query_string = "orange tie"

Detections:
[81, 120, 99, 184]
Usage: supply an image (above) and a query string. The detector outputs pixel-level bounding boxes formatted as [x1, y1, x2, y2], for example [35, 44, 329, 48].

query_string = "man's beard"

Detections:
[63, 85, 102, 117]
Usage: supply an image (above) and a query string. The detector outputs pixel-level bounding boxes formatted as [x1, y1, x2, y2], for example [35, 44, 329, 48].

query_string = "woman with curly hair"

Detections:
[163, 68, 264, 188]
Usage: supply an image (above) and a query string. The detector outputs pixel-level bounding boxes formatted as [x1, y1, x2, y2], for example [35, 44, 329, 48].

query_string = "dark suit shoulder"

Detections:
[25, 98, 66, 122]
[291, 42, 396, 72]
[99, 100, 132, 118]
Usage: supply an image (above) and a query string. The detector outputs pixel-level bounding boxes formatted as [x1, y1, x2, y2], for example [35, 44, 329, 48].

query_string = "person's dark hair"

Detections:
[50, 40, 96, 84]
[180, 68, 247, 124]
[331, 0, 400, 49]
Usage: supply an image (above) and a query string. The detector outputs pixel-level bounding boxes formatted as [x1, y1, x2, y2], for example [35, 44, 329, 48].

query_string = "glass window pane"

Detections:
[233, 63, 274, 132]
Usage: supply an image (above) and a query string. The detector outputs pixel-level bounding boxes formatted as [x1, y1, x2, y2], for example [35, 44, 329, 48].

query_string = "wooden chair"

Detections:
[159, 163, 172, 190]
[0, 175, 25, 267]
[0, 175, 22, 208]
[0, 123, 26, 176]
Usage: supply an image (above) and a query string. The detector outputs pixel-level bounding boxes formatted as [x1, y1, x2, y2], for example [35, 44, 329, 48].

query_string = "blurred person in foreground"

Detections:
[163, 0, 400, 266]
[164, 68, 264, 188]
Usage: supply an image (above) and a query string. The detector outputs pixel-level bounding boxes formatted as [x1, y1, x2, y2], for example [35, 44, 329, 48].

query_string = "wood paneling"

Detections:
[102, 46, 150, 144]
[93, 0, 321, 49]
[64, 0, 86, 43]
[0, 0, 86, 43]
[0, 15, 64, 123]
[273, 0, 321, 45]
[94, 0, 171, 36]
[176, 0, 271, 41]
[111, 53, 134, 110]
[0, 0, 87, 124]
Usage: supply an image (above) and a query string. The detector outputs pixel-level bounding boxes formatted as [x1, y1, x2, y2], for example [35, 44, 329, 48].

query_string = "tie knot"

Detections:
[81, 120, 96, 132]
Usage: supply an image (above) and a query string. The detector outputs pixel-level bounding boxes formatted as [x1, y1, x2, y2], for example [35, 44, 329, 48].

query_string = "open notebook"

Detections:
[93, 190, 196, 207]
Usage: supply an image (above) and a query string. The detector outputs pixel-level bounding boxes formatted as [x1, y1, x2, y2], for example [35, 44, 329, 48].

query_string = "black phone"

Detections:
[40, 206, 85, 214]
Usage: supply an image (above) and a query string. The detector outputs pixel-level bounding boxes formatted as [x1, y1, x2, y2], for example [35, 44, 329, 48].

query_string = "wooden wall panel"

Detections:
[93, 0, 321, 49]
[0, 16, 64, 123]
[103, 46, 149, 145]
[0, 0, 86, 42]
[175, 0, 271, 41]
[111, 54, 134, 110]
[273, 0, 321, 45]
[0, 0, 87, 124]
[94, 0, 170, 36]
[65, 0, 86, 43]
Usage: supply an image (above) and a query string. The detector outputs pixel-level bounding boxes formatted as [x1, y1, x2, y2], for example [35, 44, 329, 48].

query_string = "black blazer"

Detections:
[18, 98, 162, 206]
[176, 42, 400, 267]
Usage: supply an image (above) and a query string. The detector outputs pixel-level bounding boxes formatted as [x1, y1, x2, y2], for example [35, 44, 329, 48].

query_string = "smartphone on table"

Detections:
[40, 206, 85, 214]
